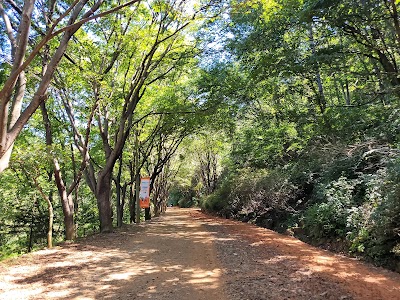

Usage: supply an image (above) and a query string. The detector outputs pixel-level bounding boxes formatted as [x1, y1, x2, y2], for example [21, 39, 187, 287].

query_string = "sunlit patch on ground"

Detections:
[192, 210, 400, 300]
[0, 208, 226, 300]
[2, 208, 400, 300]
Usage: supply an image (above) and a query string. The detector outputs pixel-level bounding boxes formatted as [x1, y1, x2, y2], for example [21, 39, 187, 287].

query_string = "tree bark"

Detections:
[128, 161, 136, 223]
[116, 184, 122, 227]
[309, 22, 326, 113]
[375, 49, 400, 89]
[0, 0, 140, 172]
[135, 173, 141, 223]
[115, 154, 129, 227]
[96, 170, 113, 232]
[44, 193, 54, 248]
[115, 182, 127, 227]
[30, 174, 54, 248]
[54, 159, 76, 240]
[115, 155, 123, 227]
[129, 185, 135, 223]
[145, 207, 151, 220]
[40, 102, 76, 240]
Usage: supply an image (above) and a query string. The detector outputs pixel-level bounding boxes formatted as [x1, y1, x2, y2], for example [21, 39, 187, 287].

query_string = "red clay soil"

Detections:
[1, 208, 400, 300]
[191, 210, 400, 300]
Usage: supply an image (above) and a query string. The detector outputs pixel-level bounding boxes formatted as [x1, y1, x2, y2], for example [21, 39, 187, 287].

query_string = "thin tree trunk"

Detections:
[129, 185, 135, 223]
[345, 79, 351, 105]
[28, 212, 34, 253]
[145, 207, 151, 220]
[135, 130, 141, 224]
[115, 183, 122, 227]
[115, 154, 125, 227]
[52, 147, 76, 240]
[41, 102, 76, 240]
[153, 185, 161, 217]
[116, 185, 122, 227]
[121, 184, 127, 222]
[135, 173, 141, 223]
[309, 22, 326, 113]
[70, 144, 80, 231]
[129, 161, 136, 223]
[46, 195, 54, 248]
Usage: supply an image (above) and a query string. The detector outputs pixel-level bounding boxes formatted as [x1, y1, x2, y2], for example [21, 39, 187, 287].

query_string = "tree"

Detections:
[39, 99, 93, 240]
[0, 0, 139, 173]
[63, 0, 210, 232]
[304, 0, 400, 96]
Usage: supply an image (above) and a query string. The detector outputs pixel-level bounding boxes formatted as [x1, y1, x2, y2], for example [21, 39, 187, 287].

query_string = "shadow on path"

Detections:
[0, 208, 226, 300]
[193, 211, 400, 300]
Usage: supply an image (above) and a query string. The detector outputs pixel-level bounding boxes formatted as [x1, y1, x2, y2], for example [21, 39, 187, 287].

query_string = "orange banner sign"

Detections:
[139, 177, 151, 208]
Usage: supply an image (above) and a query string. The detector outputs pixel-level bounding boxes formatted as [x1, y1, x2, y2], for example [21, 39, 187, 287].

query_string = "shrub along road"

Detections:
[1, 208, 399, 300]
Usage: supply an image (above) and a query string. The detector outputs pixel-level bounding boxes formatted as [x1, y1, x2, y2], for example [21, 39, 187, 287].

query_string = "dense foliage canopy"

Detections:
[1, 0, 400, 272]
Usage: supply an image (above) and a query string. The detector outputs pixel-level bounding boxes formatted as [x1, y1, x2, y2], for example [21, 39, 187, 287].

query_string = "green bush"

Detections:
[303, 176, 357, 239]
[345, 165, 400, 265]
[300, 161, 400, 268]
[201, 174, 232, 213]
[201, 167, 298, 223]
[168, 186, 199, 208]
[201, 133, 400, 269]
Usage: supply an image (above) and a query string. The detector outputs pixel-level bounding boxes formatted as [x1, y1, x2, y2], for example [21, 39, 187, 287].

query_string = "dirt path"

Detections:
[0, 208, 226, 300]
[1, 208, 400, 300]
[192, 211, 400, 300]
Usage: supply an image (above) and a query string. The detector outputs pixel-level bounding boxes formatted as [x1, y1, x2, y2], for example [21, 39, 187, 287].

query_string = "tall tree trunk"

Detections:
[115, 183, 122, 227]
[70, 144, 80, 230]
[96, 170, 113, 232]
[115, 183, 127, 227]
[0, 0, 34, 169]
[121, 184, 127, 223]
[153, 185, 161, 217]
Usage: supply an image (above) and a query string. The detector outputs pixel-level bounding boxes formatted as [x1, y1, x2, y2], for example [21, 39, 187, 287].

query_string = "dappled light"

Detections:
[1, 1, 400, 299]
[0, 209, 226, 300]
[2, 209, 400, 299]
[191, 210, 400, 300]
